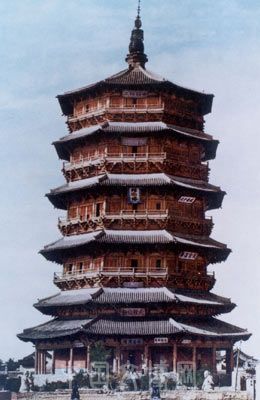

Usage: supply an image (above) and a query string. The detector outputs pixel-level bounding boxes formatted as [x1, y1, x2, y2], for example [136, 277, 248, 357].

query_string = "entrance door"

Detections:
[121, 349, 142, 370]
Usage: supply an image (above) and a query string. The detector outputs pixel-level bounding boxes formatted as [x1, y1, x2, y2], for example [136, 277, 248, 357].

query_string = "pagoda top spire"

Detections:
[126, 0, 148, 68]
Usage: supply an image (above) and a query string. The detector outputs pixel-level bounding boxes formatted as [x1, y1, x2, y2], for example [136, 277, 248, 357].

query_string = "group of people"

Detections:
[70, 368, 214, 399]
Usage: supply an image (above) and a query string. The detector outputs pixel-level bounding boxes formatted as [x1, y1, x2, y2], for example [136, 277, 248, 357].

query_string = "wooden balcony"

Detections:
[68, 105, 164, 122]
[63, 152, 166, 172]
[63, 153, 208, 182]
[53, 268, 215, 290]
[58, 212, 212, 236]
[54, 266, 168, 283]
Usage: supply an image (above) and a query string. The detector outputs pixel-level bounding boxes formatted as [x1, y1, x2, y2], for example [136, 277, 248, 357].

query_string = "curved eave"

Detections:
[57, 72, 213, 117]
[34, 288, 235, 316]
[18, 316, 250, 343]
[53, 123, 219, 162]
[39, 230, 231, 264]
[46, 173, 225, 211]
[35, 301, 236, 317]
[17, 317, 93, 343]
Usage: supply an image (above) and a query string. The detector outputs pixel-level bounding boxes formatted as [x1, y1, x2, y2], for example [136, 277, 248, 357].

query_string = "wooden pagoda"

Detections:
[18, 6, 250, 386]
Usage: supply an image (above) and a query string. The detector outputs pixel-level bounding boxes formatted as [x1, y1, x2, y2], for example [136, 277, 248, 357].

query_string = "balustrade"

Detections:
[58, 212, 212, 230]
[53, 268, 215, 283]
[63, 152, 167, 171]
[68, 103, 164, 122]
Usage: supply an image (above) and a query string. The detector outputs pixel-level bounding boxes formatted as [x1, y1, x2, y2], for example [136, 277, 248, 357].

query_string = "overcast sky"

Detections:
[0, 0, 260, 361]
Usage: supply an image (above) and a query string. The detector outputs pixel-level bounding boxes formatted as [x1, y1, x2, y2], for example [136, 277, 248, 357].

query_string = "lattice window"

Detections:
[179, 252, 198, 260]
[178, 196, 196, 204]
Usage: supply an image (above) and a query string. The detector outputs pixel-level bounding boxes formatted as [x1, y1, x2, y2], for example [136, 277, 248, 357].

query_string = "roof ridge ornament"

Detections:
[126, 0, 148, 68]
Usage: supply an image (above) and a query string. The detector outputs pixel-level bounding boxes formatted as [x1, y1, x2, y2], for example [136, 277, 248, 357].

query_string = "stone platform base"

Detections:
[16, 390, 251, 400]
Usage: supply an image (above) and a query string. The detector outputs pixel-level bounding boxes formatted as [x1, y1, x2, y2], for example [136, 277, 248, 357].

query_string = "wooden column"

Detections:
[52, 350, 56, 374]
[38, 351, 42, 375]
[192, 346, 197, 385]
[226, 348, 233, 374]
[117, 345, 121, 374]
[212, 345, 217, 372]
[144, 343, 149, 370]
[86, 345, 90, 372]
[230, 347, 234, 371]
[69, 347, 74, 373]
[35, 348, 39, 374]
[172, 343, 177, 373]
[148, 346, 152, 370]
[42, 351, 46, 374]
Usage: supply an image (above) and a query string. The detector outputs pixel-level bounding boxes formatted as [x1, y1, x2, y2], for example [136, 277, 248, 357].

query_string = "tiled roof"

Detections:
[55, 122, 214, 145]
[18, 316, 250, 342]
[34, 287, 234, 312]
[104, 67, 166, 85]
[53, 122, 218, 162]
[57, 66, 213, 116]
[47, 173, 225, 211]
[41, 229, 227, 252]
[47, 172, 222, 196]
[86, 318, 181, 336]
[40, 229, 230, 264]
[17, 318, 92, 341]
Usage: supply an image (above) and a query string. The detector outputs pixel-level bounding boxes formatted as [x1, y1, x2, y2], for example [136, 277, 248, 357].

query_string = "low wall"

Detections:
[16, 389, 251, 400]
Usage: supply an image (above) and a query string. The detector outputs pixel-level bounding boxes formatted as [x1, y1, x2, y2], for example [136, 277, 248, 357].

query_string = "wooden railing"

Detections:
[63, 152, 166, 171]
[54, 269, 215, 282]
[58, 212, 212, 228]
[54, 266, 168, 282]
[68, 104, 164, 121]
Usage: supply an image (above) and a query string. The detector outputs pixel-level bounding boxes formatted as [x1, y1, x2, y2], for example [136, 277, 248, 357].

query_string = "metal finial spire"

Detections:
[137, 0, 141, 17]
[125, 0, 148, 67]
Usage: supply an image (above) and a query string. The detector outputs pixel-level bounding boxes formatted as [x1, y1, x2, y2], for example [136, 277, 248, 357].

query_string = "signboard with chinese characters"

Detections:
[178, 196, 196, 204]
[123, 281, 144, 288]
[154, 337, 169, 344]
[121, 338, 143, 345]
[179, 252, 198, 260]
[181, 339, 191, 344]
[128, 187, 141, 204]
[120, 308, 145, 317]
[122, 90, 148, 98]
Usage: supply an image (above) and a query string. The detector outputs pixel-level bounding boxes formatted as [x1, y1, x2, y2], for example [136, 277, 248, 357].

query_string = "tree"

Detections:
[6, 358, 19, 371]
[90, 342, 111, 362]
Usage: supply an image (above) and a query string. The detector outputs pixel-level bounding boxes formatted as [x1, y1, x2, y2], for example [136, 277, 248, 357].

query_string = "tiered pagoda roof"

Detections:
[57, 66, 213, 117]
[40, 229, 230, 264]
[18, 3, 251, 379]
[18, 315, 250, 343]
[53, 122, 218, 161]
[47, 173, 225, 210]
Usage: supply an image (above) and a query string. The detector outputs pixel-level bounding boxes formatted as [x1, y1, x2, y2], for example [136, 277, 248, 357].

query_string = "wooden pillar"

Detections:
[230, 347, 234, 371]
[86, 345, 90, 372]
[35, 348, 39, 374]
[192, 346, 197, 386]
[212, 344, 217, 372]
[144, 343, 149, 370]
[38, 351, 42, 375]
[172, 343, 177, 373]
[42, 351, 46, 374]
[69, 347, 74, 373]
[117, 345, 121, 374]
[148, 346, 152, 370]
[52, 350, 56, 374]
[226, 348, 233, 374]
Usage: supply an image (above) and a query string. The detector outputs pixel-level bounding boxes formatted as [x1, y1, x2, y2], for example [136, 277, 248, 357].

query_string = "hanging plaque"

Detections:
[120, 308, 146, 317]
[128, 187, 141, 204]
[121, 137, 147, 146]
[123, 281, 144, 288]
[122, 90, 148, 98]
[154, 337, 168, 344]
[121, 338, 143, 345]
